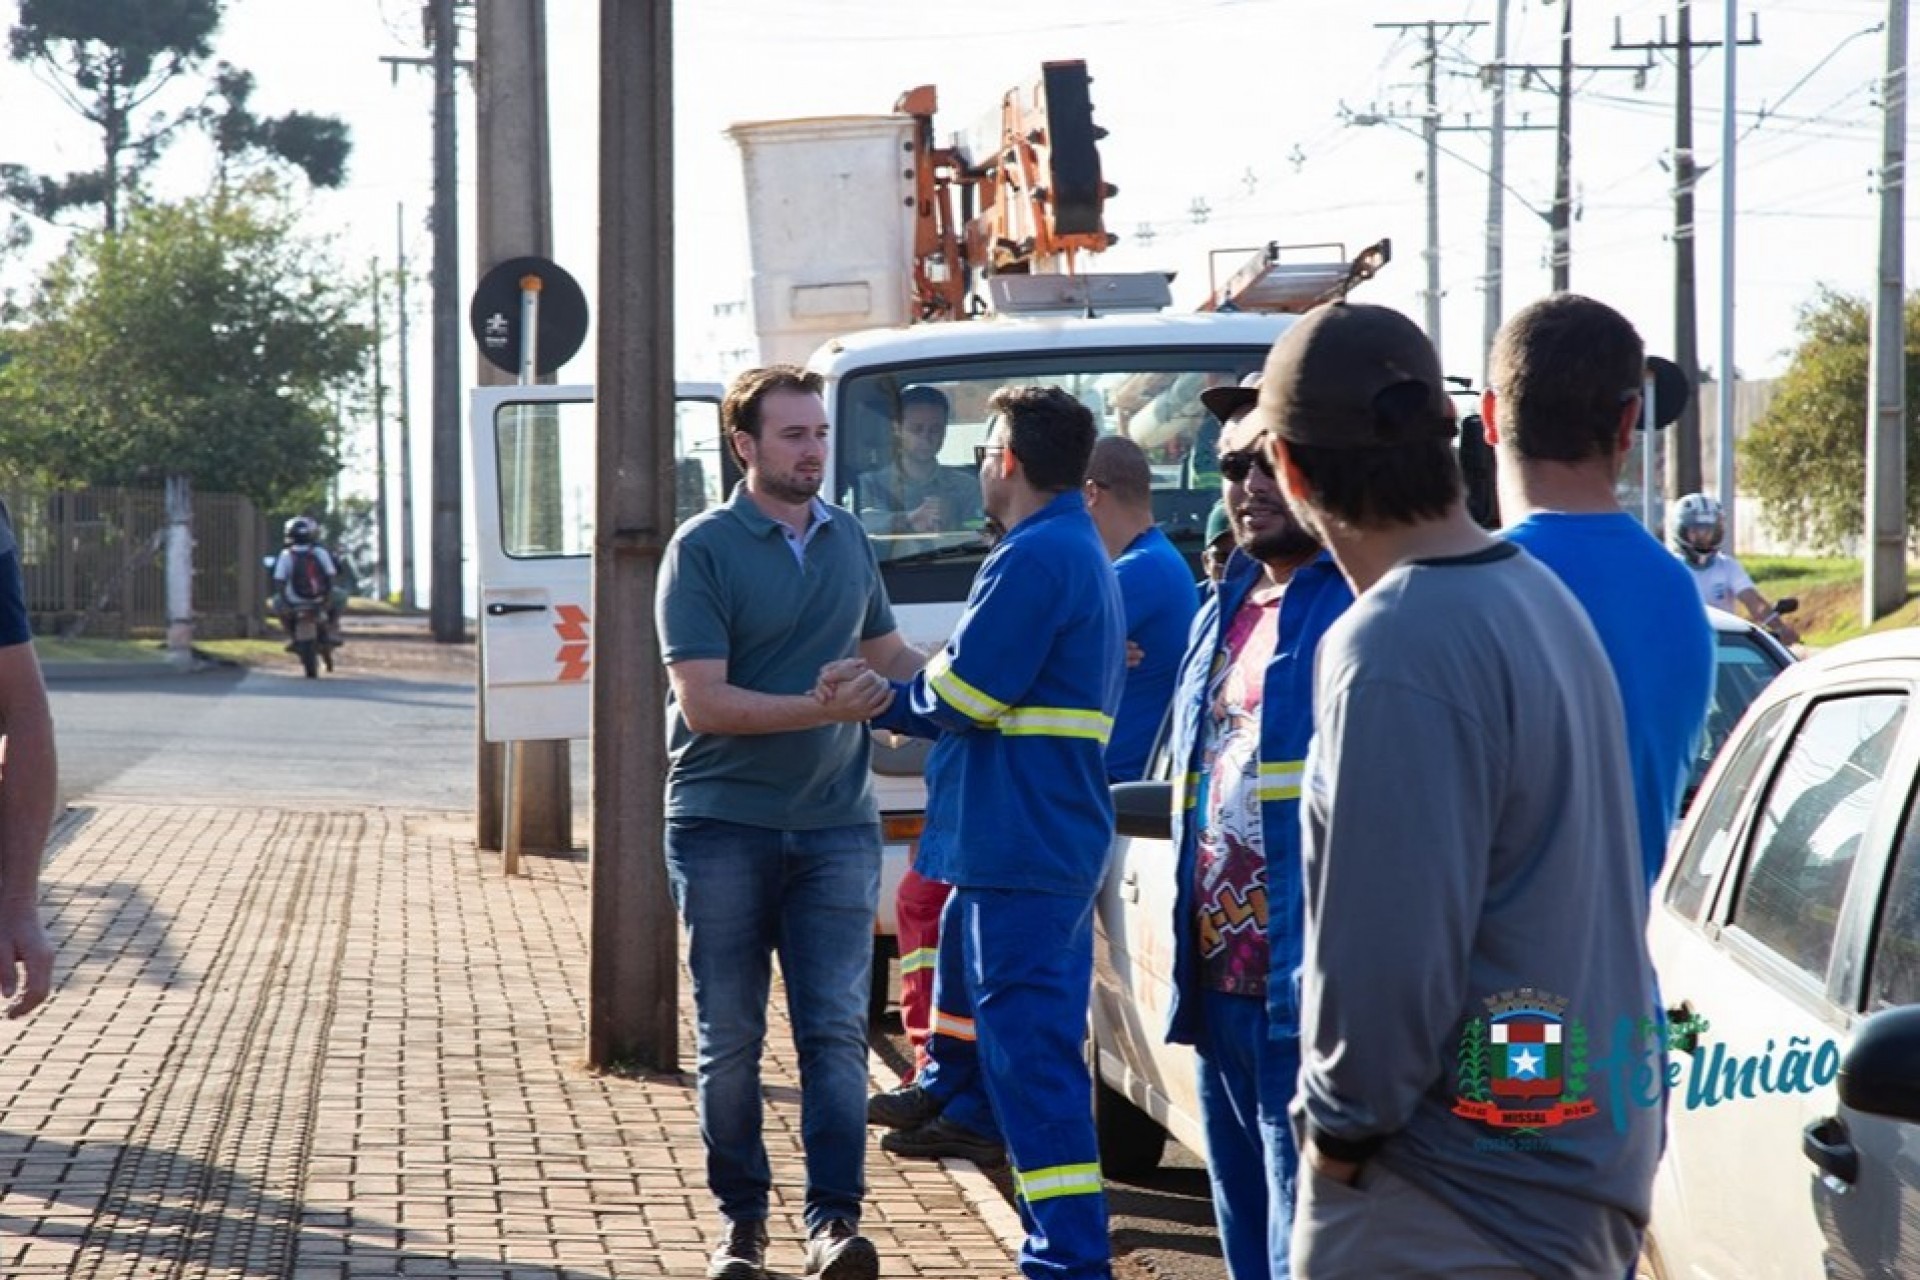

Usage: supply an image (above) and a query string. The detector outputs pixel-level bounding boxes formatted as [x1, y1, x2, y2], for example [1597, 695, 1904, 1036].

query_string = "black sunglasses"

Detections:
[1219, 447, 1275, 482]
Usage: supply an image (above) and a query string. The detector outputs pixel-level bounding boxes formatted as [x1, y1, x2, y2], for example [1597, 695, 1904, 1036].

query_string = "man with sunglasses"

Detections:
[1158, 371, 1352, 1280]
[856, 385, 981, 539]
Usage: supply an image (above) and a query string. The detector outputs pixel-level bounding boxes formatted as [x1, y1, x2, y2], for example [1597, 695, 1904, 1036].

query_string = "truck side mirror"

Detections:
[1111, 780, 1172, 841]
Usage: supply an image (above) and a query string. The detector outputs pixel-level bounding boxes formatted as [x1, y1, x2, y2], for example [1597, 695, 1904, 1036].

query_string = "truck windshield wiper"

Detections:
[884, 540, 990, 567]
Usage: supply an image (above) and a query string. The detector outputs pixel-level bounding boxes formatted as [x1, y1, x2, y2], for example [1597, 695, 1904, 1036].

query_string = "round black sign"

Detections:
[1643, 355, 1692, 431]
[469, 256, 589, 376]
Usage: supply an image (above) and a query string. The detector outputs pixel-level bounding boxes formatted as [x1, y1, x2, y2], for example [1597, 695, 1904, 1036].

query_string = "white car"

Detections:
[1090, 608, 1793, 1177]
[1643, 626, 1920, 1280]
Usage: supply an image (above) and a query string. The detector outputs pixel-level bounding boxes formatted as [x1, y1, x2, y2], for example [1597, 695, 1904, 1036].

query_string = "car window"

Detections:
[1688, 631, 1792, 798]
[1869, 792, 1920, 1009]
[1667, 699, 1791, 920]
[1730, 694, 1907, 982]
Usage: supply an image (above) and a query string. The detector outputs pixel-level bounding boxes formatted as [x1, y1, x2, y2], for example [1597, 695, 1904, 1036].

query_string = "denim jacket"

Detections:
[1164, 547, 1351, 1044]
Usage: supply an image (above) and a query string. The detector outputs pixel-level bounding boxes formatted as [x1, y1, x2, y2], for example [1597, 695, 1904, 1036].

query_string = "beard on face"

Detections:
[755, 463, 822, 506]
[1238, 501, 1321, 563]
[1274, 493, 1328, 551]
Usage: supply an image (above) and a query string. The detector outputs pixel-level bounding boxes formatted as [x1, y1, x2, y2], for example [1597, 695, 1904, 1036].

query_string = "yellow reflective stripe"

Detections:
[1014, 1161, 1104, 1203]
[1257, 759, 1304, 803]
[926, 650, 1007, 724]
[899, 946, 936, 975]
[1176, 772, 1200, 811]
[932, 1011, 976, 1041]
[998, 706, 1113, 744]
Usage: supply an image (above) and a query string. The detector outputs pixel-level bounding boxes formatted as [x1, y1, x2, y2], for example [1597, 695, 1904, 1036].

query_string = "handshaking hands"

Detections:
[813, 657, 895, 721]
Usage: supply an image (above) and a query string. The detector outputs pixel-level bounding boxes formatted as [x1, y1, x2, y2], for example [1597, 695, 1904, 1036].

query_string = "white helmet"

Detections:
[1670, 493, 1723, 566]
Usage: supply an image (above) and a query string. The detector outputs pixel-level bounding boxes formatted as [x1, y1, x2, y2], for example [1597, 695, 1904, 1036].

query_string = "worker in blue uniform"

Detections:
[826, 384, 1124, 1280]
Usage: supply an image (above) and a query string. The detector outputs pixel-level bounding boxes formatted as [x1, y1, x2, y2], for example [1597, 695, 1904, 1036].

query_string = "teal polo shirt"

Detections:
[657, 485, 898, 830]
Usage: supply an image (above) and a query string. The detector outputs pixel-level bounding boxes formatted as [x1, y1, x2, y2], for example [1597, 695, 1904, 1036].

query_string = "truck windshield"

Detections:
[837, 351, 1267, 589]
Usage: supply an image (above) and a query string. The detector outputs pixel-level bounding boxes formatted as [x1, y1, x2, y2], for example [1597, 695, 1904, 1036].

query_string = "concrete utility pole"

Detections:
[1718, 0, 1740, 546]
[1551, 0, 1574, 289]
[475, 0, 571, 856]
[1483, 0, 1511, 364]
[429, 0, 466, 643]
[592, 0, 678, 1069]
[1617, 4, 1754, 505]
[396, 207, 419, 611]
[1374, 19, 1486, 359]
[1866, 0, 1908, 622]
[370, 261, 391, 602]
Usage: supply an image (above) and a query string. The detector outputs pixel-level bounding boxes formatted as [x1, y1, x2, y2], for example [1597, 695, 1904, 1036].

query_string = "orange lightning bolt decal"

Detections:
[554, 604, 591, 682]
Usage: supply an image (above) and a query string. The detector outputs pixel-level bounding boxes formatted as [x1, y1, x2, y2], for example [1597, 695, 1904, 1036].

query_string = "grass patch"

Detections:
[34, 636, 169, 664]
[1746, 556, 1920, 647]
[193, 637, 295, 666]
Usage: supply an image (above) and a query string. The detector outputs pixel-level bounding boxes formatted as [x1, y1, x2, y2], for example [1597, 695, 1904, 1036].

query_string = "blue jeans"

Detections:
[663, 816, 881, 1231]
[1196, 988, 1301, 1280]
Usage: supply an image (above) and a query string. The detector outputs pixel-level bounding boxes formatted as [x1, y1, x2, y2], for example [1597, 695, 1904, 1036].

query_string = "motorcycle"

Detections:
[286, 599, 337, 678]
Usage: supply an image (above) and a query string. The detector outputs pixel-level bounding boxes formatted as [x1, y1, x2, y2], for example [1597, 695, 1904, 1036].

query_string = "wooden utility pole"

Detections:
[591, 0, 677, 1069]
[1866, 0, 1908, 622]
[429, 0, 466, 643]
[475, 0, 571, 856]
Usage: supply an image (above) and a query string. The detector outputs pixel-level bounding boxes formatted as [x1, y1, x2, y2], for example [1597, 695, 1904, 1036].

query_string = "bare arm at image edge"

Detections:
[0, 639, 56, 1018]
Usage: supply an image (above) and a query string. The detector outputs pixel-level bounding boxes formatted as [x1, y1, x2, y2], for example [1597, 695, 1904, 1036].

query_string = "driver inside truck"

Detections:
[856, 385, 982, 540]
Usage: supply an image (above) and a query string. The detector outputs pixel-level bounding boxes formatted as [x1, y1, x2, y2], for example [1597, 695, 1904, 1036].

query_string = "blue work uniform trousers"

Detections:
[1196, 987, 1302, 1280]
[662, 816, 880, 1233]
[951, 886, 1112, 1280]
[913, 889, 997, 1140]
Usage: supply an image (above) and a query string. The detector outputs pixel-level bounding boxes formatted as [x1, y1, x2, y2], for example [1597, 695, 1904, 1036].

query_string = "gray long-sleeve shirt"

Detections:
[1295, 542, 1660, 1279]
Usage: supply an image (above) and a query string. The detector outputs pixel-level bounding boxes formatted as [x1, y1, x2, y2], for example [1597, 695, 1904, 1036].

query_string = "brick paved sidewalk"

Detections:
[0, 803, 1020, 1279]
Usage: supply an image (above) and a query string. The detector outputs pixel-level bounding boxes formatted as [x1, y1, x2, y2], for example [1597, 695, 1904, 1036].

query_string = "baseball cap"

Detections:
[1204, 499, 1231, 546]
[1246, 303, 1457, 449]
[1199, 371, 1262, 425]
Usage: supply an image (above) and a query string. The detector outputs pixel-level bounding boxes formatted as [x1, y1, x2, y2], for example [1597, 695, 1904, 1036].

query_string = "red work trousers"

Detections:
[894, 865, 954, 1082]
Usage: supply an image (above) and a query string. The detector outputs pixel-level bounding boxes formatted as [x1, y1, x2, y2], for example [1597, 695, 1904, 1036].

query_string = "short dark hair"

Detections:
[988, 385, 1097, 492]
[1282, 432, 1463, 528]
[723, 365, 824, 461]
[899, 384, 951, 422]
[1086, 435, 1154, 508]
[1489, 293, 1644, 464]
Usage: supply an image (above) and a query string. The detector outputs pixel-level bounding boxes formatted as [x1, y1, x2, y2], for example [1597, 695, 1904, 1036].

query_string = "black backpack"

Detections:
[288, 548, 331, 600]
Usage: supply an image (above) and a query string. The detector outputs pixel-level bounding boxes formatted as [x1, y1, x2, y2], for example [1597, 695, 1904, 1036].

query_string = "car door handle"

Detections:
[1121, 869, 1140, 903]
[485, 602, 548, 616]
[1802, 1116, 1859, 1186]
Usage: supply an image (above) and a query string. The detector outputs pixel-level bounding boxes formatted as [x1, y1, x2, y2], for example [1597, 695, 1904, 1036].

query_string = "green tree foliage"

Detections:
[0, 184, 366, 511]
[3, 0, 349, 233]
[1741, 287, 1920, 553]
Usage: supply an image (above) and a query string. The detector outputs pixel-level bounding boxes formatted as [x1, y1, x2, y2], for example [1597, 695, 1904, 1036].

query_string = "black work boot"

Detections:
[866, 1082, 943, 1130]
[706, 1217, 768, 1280]
[802, 1217, 880, 1280]
[879, 1116, 1007, 1167]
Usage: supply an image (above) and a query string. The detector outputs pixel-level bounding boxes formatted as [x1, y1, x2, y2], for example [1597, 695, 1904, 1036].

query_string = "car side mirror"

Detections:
[1112, 780, 1173, 841]
[1839, 1005, 1920, 1122]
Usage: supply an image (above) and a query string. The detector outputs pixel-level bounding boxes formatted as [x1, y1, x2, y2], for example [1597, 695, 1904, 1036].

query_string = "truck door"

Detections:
[469, 382, 727, 741]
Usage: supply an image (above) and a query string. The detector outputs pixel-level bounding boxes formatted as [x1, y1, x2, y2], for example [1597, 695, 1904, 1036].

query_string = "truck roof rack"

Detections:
[986, 271, 1174, 317]
[1202, 239, 1392, 314]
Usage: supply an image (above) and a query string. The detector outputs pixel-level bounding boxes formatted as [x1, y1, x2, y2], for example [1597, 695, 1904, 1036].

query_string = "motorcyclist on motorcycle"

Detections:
[272, 517, 340, 658]
[1671, 492, 1801, 645]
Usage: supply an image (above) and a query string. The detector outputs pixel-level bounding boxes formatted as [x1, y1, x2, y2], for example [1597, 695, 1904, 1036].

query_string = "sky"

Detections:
[0, 0, 1904, 577]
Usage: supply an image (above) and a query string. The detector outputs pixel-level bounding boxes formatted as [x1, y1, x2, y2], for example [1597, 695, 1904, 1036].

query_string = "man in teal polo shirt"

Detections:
[657, 364, 927, 1280]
